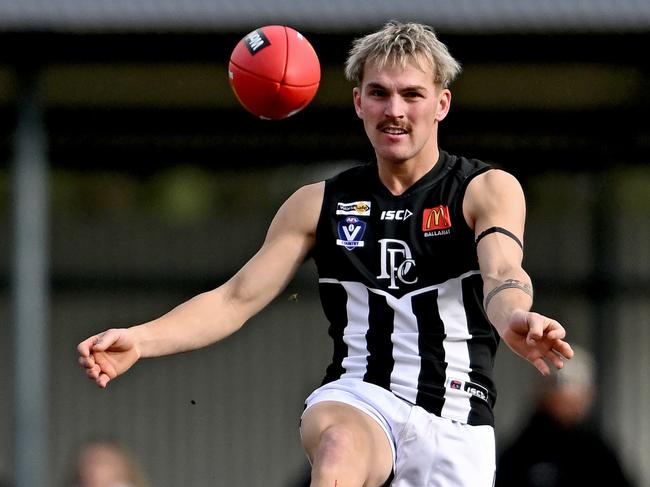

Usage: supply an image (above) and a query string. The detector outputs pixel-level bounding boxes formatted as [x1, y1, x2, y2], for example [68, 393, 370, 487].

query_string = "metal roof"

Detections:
[0, 0, 650, 33]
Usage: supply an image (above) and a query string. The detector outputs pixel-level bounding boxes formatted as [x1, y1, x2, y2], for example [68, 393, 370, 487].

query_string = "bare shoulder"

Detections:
[291, 180, 325, 206]
[463, 169, 525, 229]
[285, 181, 325, 219]
[271, 181, 325, 236]
[468, 169, 522, 197]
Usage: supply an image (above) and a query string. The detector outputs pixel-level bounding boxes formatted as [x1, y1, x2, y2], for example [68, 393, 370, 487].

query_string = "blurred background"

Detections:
[1, 1, 649, 486]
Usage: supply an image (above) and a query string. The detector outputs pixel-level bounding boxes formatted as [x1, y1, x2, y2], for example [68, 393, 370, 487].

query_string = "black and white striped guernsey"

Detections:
[313, 151, 500, 426]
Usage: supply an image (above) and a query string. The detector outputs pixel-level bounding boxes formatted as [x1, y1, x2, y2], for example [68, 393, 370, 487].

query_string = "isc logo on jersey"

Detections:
[380, 209, 413, 221]
[446, 377, 488, 403]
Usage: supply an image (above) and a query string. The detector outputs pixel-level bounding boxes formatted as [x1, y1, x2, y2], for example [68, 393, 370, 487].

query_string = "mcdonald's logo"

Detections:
[422, 205, 452, 231]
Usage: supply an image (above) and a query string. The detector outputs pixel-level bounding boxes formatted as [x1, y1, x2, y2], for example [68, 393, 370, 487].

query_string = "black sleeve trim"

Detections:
[475, 226, 523, 249]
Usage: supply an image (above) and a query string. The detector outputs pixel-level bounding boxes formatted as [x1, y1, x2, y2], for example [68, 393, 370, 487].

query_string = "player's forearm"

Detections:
[483, 271, 534, 337]
[130, 287, 247, 358]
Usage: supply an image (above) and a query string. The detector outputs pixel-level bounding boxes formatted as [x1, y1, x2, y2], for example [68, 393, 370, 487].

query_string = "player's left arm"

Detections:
[463, 169, 573, 374]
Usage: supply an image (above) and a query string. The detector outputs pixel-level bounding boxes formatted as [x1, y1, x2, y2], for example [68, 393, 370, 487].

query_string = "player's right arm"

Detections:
[77, 181, 324, 388]
[464, 169, 573, 375]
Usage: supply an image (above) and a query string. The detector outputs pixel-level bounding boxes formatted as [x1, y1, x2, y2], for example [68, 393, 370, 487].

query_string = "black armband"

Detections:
[484, 279, 533, 311]
[475, 226, 523, 250]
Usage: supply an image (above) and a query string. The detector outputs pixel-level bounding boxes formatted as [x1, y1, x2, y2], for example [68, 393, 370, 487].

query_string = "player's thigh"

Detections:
[301, 401, 393, 482]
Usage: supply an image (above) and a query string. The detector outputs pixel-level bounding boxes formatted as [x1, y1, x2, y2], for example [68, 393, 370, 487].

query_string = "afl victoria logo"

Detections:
[336, 217, 366, 251]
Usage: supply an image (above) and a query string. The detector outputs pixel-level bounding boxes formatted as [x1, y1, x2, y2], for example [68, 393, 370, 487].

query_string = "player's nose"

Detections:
[383, 95, 406, 118]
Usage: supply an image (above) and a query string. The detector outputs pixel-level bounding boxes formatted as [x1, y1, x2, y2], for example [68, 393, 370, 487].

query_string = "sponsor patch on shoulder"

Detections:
[336, 216, 366, 250]
[336, 201, 371, 216]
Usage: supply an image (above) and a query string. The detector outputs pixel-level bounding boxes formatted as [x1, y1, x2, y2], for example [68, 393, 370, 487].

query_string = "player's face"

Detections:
[353, 58, 450, 166]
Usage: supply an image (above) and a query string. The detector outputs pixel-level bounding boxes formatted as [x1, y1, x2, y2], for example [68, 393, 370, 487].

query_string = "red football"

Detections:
[228, 25, 321, 120]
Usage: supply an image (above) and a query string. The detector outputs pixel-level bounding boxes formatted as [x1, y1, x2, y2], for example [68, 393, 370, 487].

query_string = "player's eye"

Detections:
[367, 87, 387, 97]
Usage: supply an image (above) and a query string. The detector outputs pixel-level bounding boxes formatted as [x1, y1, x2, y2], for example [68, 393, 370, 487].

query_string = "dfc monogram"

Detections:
[376, 239, 418, 290]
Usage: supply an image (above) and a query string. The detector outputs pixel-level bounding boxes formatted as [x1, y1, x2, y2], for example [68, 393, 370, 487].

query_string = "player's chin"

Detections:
[376, 146, 415, 165]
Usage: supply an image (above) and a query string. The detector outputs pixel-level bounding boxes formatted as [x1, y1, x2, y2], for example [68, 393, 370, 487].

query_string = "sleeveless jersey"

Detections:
[313, 151, 500, 426]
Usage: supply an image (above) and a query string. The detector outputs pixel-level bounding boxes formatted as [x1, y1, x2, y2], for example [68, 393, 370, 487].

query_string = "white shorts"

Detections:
[302, 378, 495, 487]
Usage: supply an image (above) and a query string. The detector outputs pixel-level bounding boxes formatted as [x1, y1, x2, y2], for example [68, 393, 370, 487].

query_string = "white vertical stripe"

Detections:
[339, 281, 370, 380]
[387, 293, 421, 404]
[438, 274, 473, 422]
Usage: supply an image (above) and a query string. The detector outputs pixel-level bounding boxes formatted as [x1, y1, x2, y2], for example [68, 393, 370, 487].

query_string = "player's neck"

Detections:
[376, 146, 440, 196]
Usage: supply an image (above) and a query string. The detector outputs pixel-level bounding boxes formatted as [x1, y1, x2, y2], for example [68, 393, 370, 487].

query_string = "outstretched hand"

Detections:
[77, 328, 141, 388]
[500, 309, 574, 375]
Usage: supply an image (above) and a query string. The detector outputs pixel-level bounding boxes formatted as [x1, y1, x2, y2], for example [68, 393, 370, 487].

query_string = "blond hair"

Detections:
[345, 21, 462, 88]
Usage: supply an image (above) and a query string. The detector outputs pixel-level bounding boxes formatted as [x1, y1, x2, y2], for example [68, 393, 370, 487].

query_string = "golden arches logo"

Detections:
[422, 205, 452, 231]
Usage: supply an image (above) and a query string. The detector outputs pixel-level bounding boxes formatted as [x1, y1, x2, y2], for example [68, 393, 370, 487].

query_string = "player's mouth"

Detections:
[378, 122, 409, 136]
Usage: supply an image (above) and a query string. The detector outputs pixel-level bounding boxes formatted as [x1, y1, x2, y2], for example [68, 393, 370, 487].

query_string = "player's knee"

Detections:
[309, 420, 392, 487]
[316, 424, 361, 466]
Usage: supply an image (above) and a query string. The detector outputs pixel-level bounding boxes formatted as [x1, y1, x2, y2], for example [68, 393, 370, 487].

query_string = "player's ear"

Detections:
[353, 87, 363, 118]
[435, 88, 452, 122]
